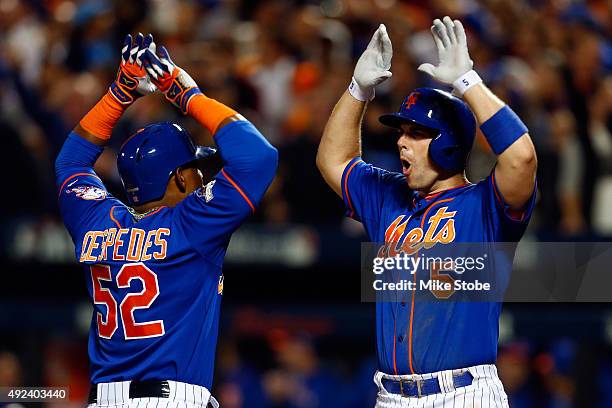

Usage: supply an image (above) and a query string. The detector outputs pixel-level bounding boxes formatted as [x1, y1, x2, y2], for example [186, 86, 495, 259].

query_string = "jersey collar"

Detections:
[411, 182, 473, 210]
[128, 206, 167, 221]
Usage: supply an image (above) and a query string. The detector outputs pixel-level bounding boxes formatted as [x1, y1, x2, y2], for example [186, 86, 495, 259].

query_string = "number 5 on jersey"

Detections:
[91, 263, 165, 340]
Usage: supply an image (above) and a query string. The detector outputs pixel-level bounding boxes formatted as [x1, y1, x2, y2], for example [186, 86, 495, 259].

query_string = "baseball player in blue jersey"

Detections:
[55, 34, 277, 407]
[317, 18, 537, 407]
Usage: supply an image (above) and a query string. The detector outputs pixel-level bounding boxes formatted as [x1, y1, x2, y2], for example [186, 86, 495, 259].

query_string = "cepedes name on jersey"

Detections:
[66, 185, 107, 200]
[80, 227, 170, 263]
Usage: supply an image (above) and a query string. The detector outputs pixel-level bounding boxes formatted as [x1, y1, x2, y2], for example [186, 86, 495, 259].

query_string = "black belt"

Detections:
[381, 371, 473, 398]
[88, 380, 215, 406]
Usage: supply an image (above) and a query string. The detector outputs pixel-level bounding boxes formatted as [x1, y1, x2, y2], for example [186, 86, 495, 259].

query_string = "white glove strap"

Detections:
[348, 77, 374, 102]
[453, 70, 483, 96]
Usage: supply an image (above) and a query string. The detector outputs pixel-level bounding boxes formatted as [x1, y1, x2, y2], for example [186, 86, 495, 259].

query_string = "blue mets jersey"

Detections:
[341, 157, 535, 375]
[55, 121, 277, 389]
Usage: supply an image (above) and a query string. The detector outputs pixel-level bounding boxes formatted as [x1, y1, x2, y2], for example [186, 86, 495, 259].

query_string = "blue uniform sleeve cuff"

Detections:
[490, 171, 537, 223]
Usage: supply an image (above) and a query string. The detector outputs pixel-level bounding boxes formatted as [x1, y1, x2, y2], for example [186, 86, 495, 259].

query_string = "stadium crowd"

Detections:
[2, 0, 611, 235]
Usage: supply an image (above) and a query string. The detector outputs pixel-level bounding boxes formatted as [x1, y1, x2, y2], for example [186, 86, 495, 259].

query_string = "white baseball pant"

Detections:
[86, 380, 219, 408]
[374, 364, 509, 408]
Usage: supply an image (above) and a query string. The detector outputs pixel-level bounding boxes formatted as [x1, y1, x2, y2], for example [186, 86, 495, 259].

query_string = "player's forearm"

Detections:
[71, 91, 131, 150]
[316, 90, 365, 193]
[463, 83, 536, 167]
[317, 23, 391, 195]
[187, 93, 241, 135]
[188, 94, 278, 180]
[462, 83, 504, 123]
[464, 82, 537, 207]
[319, 91, 365, 163]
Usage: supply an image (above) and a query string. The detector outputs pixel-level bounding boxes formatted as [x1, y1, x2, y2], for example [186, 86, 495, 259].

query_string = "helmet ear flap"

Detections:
[429, 135, 465, 173]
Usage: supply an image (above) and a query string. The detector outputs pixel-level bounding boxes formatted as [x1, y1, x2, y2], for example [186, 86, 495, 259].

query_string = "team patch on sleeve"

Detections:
[66, 185, 107, 200]
[196, 180, 216, 202]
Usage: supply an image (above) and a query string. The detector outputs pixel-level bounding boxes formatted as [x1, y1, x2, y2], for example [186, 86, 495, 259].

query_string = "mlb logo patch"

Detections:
[205, 180, 215, 202]
[197, 180, 216, 202]
[66, 185, 107, 200]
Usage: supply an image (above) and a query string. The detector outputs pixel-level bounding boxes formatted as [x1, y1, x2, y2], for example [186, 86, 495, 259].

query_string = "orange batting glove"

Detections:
[141, 45, 202, 114]
[109, 33, 157, 105]
[79, 33, 157, 140]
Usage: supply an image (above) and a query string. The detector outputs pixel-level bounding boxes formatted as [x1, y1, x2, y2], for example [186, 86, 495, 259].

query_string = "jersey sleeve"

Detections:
[55, 133, 117, 239]
[341, 157, 406, 227]
[175, 120, 278, 256]
[479, 170, 537, 241]
[174, 171, 254, 256]
[213, 120, 278, 206]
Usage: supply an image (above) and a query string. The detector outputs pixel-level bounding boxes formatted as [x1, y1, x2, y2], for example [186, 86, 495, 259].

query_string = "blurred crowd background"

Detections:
[0, 0, 611, 407]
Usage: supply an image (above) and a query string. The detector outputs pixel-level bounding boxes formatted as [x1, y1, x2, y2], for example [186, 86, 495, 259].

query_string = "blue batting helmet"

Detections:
[117, 122, 217, 206]
[379, 88, 476, 172]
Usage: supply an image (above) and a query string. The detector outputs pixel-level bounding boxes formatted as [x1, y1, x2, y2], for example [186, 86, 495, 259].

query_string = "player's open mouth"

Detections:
[401, 159, 411, 176]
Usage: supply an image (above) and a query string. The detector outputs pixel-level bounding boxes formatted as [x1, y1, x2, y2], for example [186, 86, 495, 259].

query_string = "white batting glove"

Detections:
[349, 24, 393, 101]
[418, 17, 481, 95]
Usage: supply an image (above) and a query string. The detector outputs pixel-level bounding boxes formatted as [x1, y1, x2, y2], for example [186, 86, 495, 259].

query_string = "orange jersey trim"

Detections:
[491, 172, 526, 221]
[221, 169, 255, 213]
[406, 197, 456, 374]
[423, 182, 471, 201]
[110, 206, 122, 229]
[58, 172, 103, 198]
[343, 160, 361, 218]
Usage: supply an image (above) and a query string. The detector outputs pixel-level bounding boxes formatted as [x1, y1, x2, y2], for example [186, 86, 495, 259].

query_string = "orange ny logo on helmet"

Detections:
[404, 92, 420, 109]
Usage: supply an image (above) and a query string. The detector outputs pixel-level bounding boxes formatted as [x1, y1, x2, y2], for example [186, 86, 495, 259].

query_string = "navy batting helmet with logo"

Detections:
[117, 122, 218, 206]
[379, 88, 476, 173]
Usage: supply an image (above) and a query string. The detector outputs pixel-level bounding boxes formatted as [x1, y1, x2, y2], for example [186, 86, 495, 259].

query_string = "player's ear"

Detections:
[174, 167, 187, 193]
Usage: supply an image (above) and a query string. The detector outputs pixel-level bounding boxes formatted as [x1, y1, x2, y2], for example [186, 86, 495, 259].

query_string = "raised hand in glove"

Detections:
[78, 33, 156, 140]
[417, 17, 474, 85]
[350, 24, 393, 101]
[109, 33, 157, 105]
[142, 46, 202, 114]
